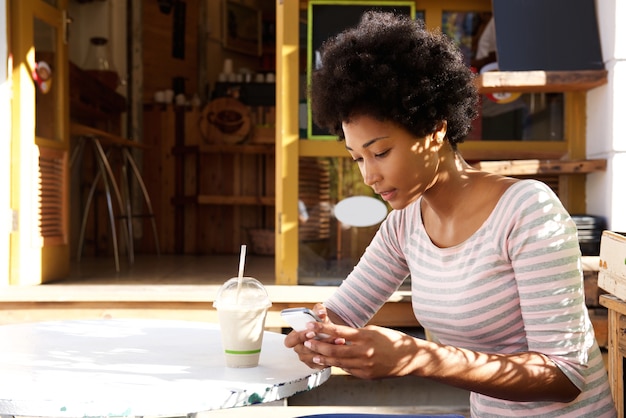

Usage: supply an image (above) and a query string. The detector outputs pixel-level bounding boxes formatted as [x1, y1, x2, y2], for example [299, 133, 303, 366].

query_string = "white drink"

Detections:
[213, 276, 272, 368]
[217, 306, 268, 367]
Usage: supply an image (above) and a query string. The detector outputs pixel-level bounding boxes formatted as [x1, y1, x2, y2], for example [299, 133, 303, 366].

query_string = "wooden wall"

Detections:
[140, 0, 279, 255]
[141, 0, 273, 103]
[140, 104, 276, 255]
[142, 0, 199, 103]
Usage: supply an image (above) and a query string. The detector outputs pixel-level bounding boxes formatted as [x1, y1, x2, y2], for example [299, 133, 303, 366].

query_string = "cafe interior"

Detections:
[2, 0, 626, 416]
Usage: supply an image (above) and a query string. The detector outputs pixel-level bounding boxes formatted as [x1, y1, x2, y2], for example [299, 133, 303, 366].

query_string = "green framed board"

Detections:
[306, 1, 415, 140]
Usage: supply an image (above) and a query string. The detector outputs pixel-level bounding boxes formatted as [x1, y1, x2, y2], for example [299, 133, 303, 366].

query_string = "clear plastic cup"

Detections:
[213, 277, 272, 368]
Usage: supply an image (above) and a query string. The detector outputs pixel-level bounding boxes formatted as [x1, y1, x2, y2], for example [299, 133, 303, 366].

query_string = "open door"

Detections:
[1, 0, 10, 284]
[9, 0, 70, 284]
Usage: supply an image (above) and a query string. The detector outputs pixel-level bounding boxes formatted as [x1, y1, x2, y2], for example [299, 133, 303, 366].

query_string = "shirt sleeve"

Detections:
[507, 181, 594, 389]
[325, 209, 411, 328]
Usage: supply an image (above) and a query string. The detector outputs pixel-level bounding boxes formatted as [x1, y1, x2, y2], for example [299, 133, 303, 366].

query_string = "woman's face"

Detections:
[343, 115, 444, 210]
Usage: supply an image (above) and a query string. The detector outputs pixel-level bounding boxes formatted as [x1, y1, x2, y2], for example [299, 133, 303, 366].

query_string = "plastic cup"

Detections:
[213, 277, 272, 368]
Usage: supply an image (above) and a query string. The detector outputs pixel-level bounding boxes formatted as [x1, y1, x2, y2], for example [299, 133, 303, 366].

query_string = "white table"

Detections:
[0, 319, 331, 417]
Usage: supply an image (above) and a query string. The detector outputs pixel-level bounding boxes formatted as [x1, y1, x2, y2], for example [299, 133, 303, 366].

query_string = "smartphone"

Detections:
[281, 307, 330, 338]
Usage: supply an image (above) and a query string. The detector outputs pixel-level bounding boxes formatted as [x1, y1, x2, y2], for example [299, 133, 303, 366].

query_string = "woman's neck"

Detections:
[421, 150, 479, 218]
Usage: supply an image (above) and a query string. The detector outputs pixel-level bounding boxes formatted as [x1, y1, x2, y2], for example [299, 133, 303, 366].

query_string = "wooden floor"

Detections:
[55, 254, 277, 286]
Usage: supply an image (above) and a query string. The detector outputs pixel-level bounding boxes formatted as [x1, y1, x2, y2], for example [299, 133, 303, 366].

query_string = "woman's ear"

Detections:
[433, 121, 448, 144]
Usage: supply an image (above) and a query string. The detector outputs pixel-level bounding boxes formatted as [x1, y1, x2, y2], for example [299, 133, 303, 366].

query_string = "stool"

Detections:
[70, 123, 159, 272]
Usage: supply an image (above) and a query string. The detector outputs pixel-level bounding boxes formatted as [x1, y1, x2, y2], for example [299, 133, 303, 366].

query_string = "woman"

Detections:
[284, 11, 615, 417]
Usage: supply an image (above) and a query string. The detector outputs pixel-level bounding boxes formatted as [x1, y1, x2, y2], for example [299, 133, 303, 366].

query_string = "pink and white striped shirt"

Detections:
[326, 180, 615, 417]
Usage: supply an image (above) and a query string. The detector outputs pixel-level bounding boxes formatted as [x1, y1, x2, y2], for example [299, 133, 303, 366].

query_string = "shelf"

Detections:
[299, 139, 570, 162]
[473, 159, 607, 176]
[198, 143, 275, 154]
[173, 144, 275, 156]
[458, 140, 567, 161]
[476, 70, 608, 93]
[197, 195, 275, 206]
[299, 140, 348, 158]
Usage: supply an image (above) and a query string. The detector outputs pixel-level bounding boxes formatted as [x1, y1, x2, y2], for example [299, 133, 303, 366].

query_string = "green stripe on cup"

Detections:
[225, 349, 261, 355]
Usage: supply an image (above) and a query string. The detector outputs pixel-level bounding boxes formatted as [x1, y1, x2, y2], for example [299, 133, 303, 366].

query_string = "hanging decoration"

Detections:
[32, 61, 52, 94]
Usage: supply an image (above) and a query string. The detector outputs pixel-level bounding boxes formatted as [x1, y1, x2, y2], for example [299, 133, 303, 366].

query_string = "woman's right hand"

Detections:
[283, 303, 346, 369]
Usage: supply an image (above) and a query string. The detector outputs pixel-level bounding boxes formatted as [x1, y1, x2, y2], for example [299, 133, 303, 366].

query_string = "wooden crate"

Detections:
[598, 231, 626, 300]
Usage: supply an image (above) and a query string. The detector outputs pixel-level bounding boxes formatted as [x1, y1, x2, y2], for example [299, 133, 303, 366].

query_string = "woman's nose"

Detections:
[361, 162, 381, 187]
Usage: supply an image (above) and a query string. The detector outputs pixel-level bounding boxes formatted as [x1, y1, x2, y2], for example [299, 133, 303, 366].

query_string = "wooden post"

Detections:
[275, 0, 300, 284]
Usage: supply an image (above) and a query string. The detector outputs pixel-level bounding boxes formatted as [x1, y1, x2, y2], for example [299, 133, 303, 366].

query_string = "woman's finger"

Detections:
[312, 303, 329, 321]
[305, 320, 361, 341]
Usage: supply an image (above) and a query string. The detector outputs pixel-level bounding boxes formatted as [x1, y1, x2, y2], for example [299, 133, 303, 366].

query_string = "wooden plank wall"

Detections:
[140, 105, 276, 255]
[196, 151, 238, 253]
[142, 0, 199, 103]
[195, 151, 275, 255]
[141, 105, 177, 254]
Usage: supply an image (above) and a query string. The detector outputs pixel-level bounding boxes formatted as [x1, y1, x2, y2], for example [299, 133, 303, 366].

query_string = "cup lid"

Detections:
[213, 277, 271, 309]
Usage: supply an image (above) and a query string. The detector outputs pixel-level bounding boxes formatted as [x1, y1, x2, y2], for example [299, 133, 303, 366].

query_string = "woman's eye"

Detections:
[375, 149, 390, 158]
[352, 157, 363, 163]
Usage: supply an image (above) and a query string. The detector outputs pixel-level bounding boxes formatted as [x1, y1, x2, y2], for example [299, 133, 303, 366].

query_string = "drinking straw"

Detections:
[236, 244, 246, 300]
[238, 244, 247, 279]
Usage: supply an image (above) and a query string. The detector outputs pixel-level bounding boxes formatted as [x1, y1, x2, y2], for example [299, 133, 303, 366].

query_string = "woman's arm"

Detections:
[302, 320, 581, 403]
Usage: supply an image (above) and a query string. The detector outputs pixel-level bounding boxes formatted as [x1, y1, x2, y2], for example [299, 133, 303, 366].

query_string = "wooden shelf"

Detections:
[198, 143, 275, 154]
[197, 195, 275, 206]
[171, 143, 277, 156]
[299, 139, 348, 158]
[476, 70, 608, 93]
[473, 158, 607, 176]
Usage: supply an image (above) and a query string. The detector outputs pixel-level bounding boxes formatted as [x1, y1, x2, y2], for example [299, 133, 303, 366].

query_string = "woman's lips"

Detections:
[378, 189, 396, 201]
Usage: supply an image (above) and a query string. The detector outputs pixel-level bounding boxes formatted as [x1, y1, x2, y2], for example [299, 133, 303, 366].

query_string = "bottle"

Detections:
[83, 36, 120, 90]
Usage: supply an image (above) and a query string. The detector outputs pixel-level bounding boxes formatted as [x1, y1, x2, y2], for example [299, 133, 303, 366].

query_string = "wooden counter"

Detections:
[0, 284, 418, 330]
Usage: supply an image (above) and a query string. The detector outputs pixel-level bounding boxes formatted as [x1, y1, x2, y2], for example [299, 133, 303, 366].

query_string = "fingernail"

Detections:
[313, 356, 322, 365]
[306, 331, 316, 339]
[304, 340, 312, 349]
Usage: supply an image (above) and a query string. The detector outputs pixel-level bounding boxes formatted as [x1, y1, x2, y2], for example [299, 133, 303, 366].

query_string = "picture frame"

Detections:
[222, 0, 262, 56]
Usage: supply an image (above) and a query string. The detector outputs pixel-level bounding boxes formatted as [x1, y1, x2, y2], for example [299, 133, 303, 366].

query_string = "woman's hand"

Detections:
[283, 304, 347, 369]
[300, 321, 423, 380]
[287, 312, 581, 401]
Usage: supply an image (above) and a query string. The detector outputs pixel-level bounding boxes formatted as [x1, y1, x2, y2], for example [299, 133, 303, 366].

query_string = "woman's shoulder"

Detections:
[490, 178, 566, 228]
[507, 177, 555, 192]
[499, 178, 561, 206]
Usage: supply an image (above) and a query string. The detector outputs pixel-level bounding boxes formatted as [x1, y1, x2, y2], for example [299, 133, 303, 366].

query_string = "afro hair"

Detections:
[310, 11, 479, 148]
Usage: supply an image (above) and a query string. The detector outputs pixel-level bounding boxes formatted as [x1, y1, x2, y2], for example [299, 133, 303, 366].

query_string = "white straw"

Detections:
[236, 245, 247, 301]
[238, 244, 247, 279]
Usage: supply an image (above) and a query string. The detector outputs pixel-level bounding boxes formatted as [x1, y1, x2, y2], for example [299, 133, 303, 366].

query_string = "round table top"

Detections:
[0, 319, 330, 417]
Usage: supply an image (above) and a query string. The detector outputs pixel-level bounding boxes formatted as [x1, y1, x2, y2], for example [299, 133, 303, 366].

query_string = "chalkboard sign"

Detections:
[307, 1, 415, 140]
[493, 0, 604, 71]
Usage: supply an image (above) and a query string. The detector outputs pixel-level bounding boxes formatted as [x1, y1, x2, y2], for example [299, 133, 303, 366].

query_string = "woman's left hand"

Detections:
[302, 321, 422, 379]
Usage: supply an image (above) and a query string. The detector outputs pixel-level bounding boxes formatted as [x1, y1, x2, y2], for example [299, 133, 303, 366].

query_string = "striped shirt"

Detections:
[325, 180, 615, 417]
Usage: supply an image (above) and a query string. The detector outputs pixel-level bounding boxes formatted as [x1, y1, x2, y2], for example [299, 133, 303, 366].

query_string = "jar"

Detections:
[83, 36, 120, 90]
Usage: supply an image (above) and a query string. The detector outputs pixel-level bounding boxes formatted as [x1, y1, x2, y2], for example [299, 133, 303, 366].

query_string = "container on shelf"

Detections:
[83, 36, 120, 90]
